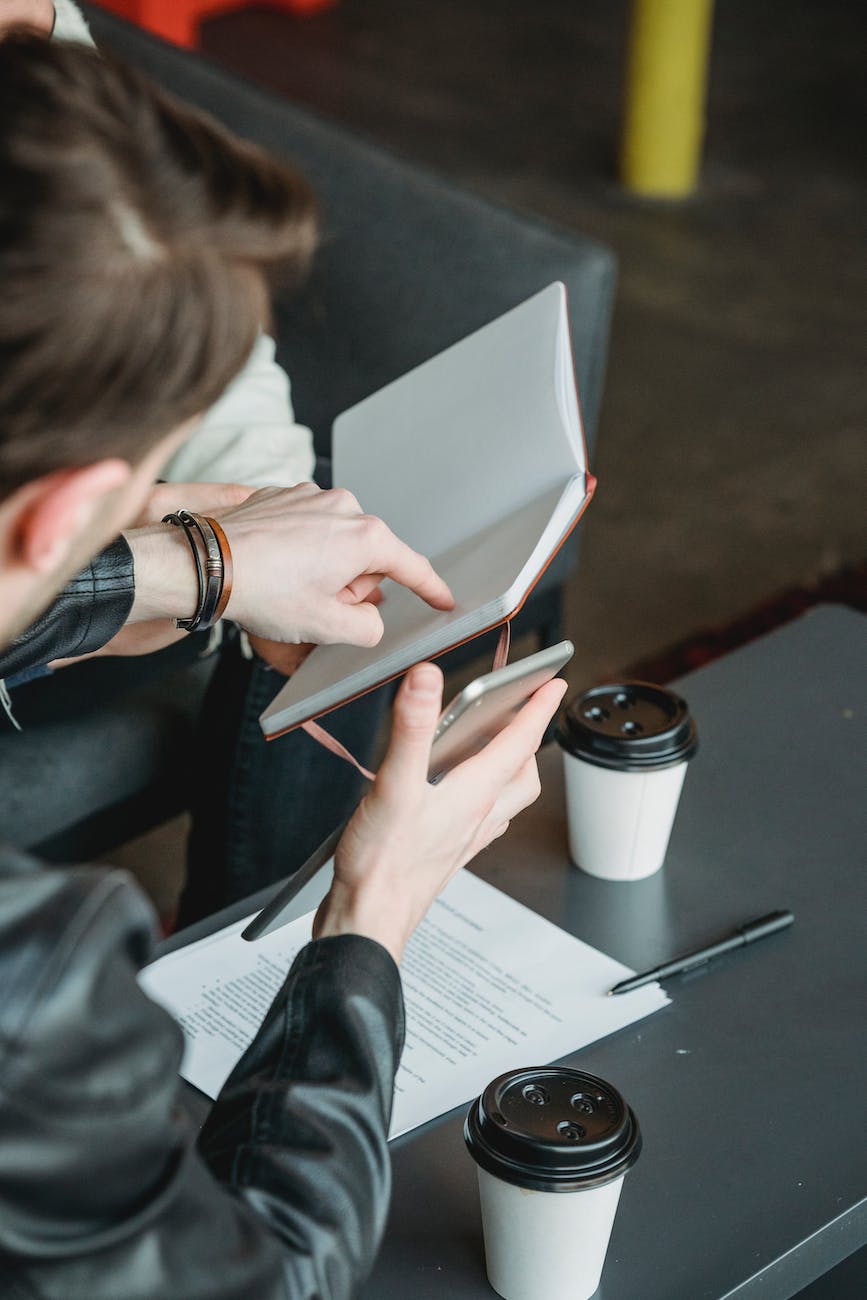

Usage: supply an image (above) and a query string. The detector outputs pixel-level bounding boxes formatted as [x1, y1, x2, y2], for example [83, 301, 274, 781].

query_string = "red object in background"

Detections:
[93, 0, 337, 50]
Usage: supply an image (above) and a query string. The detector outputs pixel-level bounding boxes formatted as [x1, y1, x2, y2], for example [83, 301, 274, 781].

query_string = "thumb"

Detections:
[376, 663, 443, 791]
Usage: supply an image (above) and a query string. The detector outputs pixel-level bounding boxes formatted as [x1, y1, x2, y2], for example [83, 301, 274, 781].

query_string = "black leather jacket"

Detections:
[0, 540, 406, 1297]
[0, 848, 403, 1298]
[0, 537, 136, 682]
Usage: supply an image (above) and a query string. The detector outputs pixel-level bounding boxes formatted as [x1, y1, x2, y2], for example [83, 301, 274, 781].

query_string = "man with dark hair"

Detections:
[0, 35, 565, 1298]
[0, 0, 390, 920]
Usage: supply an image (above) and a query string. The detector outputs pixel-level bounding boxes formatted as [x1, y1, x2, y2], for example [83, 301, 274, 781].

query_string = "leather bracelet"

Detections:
[161, 510, 232, 632]
[185, 512, 223, 629]
[205, 515, 234, 622]
[162, 510, 206, 630]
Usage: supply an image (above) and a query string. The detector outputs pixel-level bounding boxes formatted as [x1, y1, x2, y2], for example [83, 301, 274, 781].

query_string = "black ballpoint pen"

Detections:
[608, 909, 795, 995]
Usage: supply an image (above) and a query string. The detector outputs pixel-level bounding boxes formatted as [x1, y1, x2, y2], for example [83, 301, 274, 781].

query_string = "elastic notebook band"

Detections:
[492, 621, 511, 671]
[300, 719, 377, 781]
[299, 622, 513, 781]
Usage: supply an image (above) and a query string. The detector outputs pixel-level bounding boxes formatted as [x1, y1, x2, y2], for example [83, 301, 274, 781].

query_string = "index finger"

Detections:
[362, 519, 455, 611]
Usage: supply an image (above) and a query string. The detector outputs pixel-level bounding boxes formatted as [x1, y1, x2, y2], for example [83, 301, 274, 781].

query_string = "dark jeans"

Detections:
[1, 631, 389, 928]
[180, 630, 389, 927]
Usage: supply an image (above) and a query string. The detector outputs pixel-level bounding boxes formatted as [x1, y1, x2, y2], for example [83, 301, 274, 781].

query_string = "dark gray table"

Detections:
[163, 604, 867, 1300]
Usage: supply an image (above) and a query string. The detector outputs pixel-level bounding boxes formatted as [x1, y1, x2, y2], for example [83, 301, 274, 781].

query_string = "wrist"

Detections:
[124, 524, 199, 623]
[315, 880, 410, 964]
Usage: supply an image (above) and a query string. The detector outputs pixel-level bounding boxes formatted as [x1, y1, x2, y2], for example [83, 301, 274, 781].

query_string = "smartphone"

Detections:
[428, 639, 574, 780]
[242, 639, 573, 941]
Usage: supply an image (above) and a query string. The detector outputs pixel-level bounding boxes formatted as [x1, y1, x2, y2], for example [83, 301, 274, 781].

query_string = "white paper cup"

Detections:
[465, 1068, 641, 1300]
[556, 682, 698, 882]
[477, 1165, 624, 1300]
[563, 752, 688, 880]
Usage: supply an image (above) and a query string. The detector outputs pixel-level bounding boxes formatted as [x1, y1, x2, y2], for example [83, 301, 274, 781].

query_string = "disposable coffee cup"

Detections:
[555, 682, 698, 881]
[464, 1067, 641, 1300]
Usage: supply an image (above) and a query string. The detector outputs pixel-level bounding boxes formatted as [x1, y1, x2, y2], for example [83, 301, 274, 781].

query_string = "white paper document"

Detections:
[140, 871, 668, 1139]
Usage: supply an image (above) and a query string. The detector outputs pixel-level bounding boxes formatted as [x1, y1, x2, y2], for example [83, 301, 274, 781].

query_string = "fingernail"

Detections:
[407, 664, 441, 695]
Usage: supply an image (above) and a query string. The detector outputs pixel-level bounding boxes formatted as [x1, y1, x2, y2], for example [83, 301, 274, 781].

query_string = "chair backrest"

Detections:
[85, 6, 616, 458]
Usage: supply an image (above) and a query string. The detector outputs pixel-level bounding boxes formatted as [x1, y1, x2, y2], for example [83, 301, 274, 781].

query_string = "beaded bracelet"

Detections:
[161, 510, 234, 632]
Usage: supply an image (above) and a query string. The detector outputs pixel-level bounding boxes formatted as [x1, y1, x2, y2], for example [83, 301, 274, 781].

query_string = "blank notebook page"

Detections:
[333, 282, 585, 558]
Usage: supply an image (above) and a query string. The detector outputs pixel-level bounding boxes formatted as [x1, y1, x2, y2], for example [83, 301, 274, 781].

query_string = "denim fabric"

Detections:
[180, 630, 390, 927]
[3, 665, 53, 689]
[0, 636, 213, 851]
[0, 629, 389, 919]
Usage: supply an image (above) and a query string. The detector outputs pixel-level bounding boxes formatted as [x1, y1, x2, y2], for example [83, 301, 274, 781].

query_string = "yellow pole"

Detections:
[620, 0, 716, 198]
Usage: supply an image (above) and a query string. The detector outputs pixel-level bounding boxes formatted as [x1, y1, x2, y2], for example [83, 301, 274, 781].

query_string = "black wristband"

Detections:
[162, 510, 225, 632]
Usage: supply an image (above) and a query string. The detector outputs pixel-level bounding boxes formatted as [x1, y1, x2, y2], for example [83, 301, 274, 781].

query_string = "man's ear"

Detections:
[16, 459, 133, 574]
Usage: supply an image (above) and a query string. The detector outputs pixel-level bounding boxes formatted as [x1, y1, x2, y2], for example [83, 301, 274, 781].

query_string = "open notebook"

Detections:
[260, 282, 595, 738]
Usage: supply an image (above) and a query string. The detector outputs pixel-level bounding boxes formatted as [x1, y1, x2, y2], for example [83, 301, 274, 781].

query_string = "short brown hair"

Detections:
[0, 34, 317, 493]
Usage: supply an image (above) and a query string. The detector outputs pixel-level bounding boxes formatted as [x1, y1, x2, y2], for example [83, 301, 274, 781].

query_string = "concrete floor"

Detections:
[200, 0, 867, 694]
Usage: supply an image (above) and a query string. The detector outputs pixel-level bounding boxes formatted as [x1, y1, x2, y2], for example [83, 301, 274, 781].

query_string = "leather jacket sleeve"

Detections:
[0, 847, 404, 1299]
[0, 536, 134, 681]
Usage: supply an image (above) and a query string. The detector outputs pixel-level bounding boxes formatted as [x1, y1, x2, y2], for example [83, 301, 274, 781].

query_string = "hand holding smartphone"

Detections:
[242, 640, 573, 940]
[428, 640, 573, 781]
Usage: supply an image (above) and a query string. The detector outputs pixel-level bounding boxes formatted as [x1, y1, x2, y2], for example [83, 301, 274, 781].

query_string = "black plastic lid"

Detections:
[555, 681, 698, 772]
[464, 1067, 642, 1192]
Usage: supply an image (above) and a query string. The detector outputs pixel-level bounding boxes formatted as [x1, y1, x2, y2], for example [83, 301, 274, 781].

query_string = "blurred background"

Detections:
[188, 0, 867, 692]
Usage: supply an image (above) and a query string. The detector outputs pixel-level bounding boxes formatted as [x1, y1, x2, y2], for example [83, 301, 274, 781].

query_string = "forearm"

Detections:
[199, 934, 404, 1296]
[123, 523, 199, 623]
[7, 478, 453, 673]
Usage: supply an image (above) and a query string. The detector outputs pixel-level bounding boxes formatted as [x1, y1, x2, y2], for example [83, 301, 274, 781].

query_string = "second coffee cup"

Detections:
[556, 682, 698, 881]
[464, 1066, 642, 1300]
